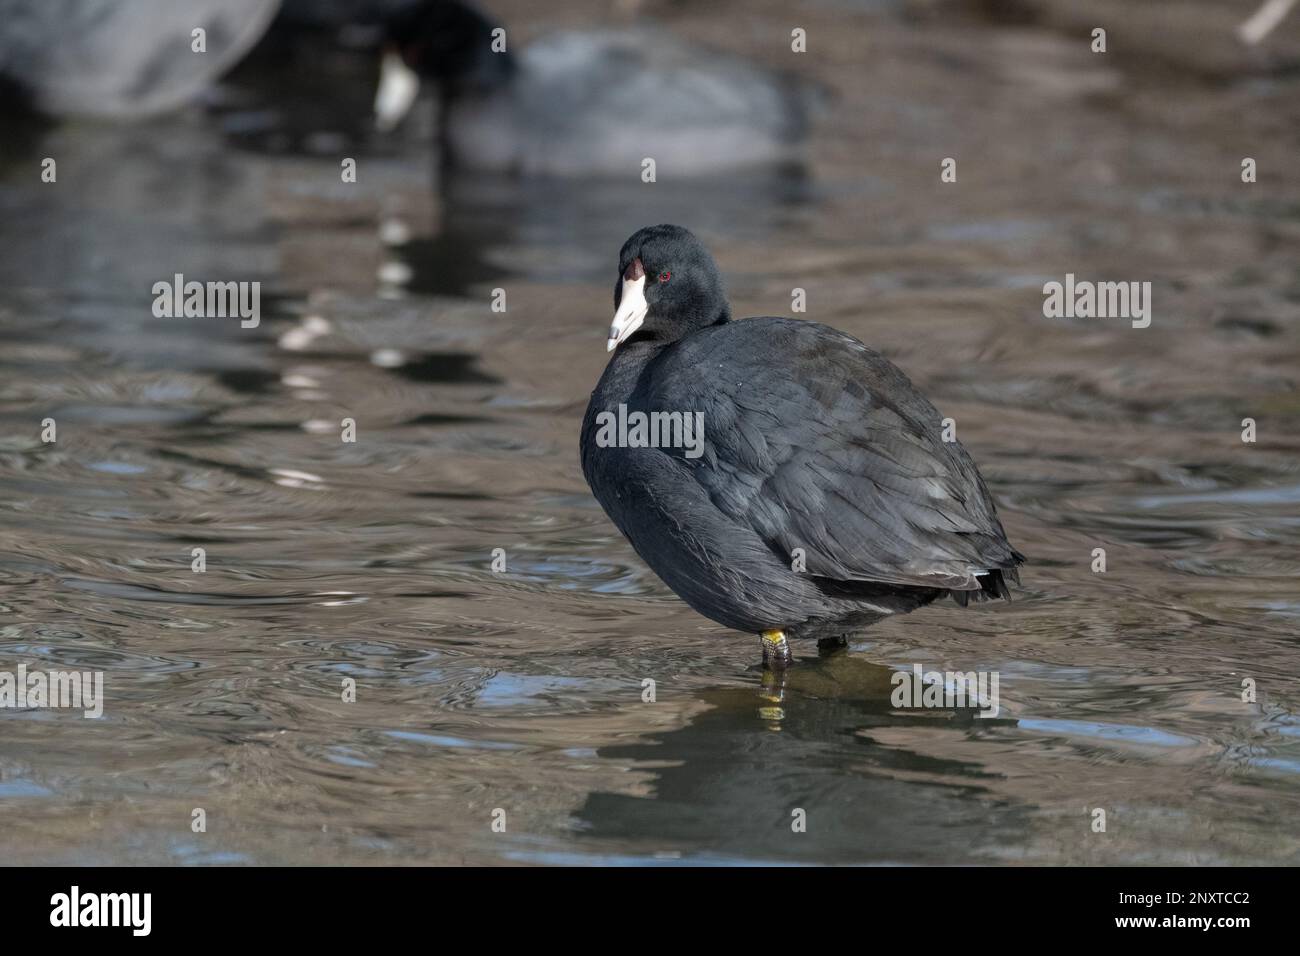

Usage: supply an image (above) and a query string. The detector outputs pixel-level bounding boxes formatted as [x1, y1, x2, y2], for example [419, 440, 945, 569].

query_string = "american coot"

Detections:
[374, 1, 817, 176]
[0, 0, 280, 118]
[581, 225, 1024, 668]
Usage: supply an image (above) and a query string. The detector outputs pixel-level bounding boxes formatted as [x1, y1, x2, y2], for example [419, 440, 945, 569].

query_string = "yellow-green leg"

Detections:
[760, 629, 792, 669]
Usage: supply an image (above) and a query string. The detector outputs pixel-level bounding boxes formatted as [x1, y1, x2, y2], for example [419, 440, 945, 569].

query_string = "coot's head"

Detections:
[374, 0, 516, 131]
[608, 225, 731, 352]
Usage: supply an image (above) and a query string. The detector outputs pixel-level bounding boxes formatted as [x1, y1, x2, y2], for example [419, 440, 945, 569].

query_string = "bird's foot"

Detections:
[758, 633, 790, 723]
[759, 629, 793, 670]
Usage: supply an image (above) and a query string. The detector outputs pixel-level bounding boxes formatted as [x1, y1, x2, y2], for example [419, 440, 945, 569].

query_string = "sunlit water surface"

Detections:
[1, 4, 1298, 864]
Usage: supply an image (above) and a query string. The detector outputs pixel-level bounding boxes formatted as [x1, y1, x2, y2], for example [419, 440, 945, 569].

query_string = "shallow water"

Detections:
[1, 2, 1299, 865]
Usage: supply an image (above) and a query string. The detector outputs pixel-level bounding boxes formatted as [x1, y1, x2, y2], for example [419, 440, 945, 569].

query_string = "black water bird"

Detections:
[373, 0, 817, 176]
[581, 225, 1024, 668]
[0, 0, 279, 118]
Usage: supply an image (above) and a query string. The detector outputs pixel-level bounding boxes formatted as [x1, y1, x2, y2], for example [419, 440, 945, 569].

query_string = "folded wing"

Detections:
[648, 318, 1023, 592]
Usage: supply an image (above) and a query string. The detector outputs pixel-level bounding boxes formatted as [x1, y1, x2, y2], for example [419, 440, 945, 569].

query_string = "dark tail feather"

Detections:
[950, 558, 1024, 607]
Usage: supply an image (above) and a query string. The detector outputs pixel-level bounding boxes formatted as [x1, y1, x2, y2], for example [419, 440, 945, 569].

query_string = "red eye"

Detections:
[658, 271, 671, 283]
